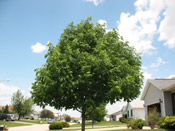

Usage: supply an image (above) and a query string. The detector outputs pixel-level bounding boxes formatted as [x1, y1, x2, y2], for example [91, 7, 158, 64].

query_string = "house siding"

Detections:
[164, 92, 173, 116]
[133, 108, 145, 120]
[144, 84, 165, 117]
[127, 103, 145, 120]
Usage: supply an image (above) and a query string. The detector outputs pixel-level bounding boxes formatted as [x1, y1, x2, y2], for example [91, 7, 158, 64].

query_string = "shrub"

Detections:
[29, 116, 34, 120]
[157, 116, 175, 129]
[127, 119, 146, 129]
[61, 122, 70, 127]
[49, 122, 63, 130]
[147, 108, 159, 129]
[64, 115, 71, 122]
[120, 117, 133, 124]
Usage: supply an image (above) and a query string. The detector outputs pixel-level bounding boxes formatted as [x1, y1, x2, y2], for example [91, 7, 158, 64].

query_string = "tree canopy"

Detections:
[31, 17, 143, 131]
[11, 90, 34, 120]
[40, 109, 54, 119]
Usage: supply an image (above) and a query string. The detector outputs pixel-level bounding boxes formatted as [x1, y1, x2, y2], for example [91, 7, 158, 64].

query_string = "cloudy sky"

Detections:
[0, 0, 175, 117]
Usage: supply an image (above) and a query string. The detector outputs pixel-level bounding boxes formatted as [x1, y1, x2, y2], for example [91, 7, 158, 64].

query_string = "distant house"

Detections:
[108, 105, 127, 121]
[0, 105, 13, 113]
[126, 100, 145, 120]
[31, 111, 40, 119]
[109, 110, 122, 121]
[141, 79, 175, 121]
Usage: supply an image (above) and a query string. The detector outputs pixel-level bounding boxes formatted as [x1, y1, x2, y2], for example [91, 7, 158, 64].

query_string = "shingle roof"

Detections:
[148, 79, 175, 90]
[129, 100, 144, 109]
[141, 79, 175, 100]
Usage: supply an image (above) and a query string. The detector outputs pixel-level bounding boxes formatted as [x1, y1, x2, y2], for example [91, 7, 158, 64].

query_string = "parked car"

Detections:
[0, 114, 14, 121]
[48, 119, 55, 124]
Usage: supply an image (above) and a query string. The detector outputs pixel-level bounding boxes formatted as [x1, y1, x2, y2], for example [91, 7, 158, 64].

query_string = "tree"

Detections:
[11, 90, 24, 120]
[64, 114, 71, 122]
[31, 17, 143, 131]
[22, 97, 34, 118]
[85, 104, 107, 128]
[3, 105, 9, 114]
[40, 109, 54, 120]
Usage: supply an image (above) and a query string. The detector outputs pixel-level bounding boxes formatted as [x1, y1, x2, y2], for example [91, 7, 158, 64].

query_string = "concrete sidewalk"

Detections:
[9, 124, 49, 131]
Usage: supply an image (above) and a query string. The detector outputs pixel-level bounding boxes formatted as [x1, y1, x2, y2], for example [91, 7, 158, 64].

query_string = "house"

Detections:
[109, 110, 122, 121]
[126, 100, 145, 120]
[0, 105, 13, 113]
[141, 79, 175, 121]
[31, 111, 40, 119]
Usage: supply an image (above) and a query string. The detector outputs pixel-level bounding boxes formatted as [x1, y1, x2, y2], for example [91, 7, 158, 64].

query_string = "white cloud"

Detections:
[85, 0, 103, 6]
[143, 71, 152, 81]
[158, 0, 175, 48]
[98, 19, 107, 28]
[150, 57, 166, 68]
[141, 66, 148, 70]
[31, 42, 47, 53]
[0, 83, 20, 105]
[168, 75, 175, 79]
[118, 0, 165, 55]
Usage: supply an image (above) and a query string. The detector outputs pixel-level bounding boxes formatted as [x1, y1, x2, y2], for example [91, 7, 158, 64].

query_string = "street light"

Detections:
[0, 80, 10, 82]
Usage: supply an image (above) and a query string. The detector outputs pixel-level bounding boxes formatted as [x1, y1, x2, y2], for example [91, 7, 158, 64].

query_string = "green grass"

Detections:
[0, 121, 31, 127]
[49, 129, 174, 131]
[108, 129, 174, 131]
[70, 121, 126, 127]
[19, 119, 49, 124]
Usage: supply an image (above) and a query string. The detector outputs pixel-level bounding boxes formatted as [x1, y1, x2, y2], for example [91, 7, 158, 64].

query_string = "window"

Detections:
[131, 109, 133, 117]
[127, 110, 129, 117]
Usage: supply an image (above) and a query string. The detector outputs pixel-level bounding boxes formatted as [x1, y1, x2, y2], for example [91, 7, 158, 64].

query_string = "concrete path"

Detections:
[9, 124, 49, 131]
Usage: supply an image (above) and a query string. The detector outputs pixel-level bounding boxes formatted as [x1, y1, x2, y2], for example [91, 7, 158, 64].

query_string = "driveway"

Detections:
[9, 124, 49, 131]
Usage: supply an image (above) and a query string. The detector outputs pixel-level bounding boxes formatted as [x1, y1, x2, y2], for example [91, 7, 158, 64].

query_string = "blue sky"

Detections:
[0, 0, 175, 117]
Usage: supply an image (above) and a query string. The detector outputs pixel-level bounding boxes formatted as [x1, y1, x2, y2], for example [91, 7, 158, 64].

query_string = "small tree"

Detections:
[1, 105, 9, 114]
[11, 90, 24, 120]
[64, 114, 71, 122]
[31, 17, 143, 131]
[22, 97, 34, 118]
[85, 104, 107, 128]
[40, 109, 54, 120]
[147, 108, 159, 129]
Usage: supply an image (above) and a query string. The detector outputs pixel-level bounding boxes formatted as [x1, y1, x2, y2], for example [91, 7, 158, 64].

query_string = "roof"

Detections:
[129, 100, 144, 109]
[0, 106, 13, 112]
[110, 110, 122, 116]
[141, 79, 175, 100]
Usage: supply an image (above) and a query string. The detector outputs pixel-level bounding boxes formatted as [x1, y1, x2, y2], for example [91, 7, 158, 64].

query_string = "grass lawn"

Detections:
[49, 129, 174, 131]
[19, 119, 49, 124]
[0, 121, 31, 127]
[108, 129, 174, 131]
[71, 121, 126, 127]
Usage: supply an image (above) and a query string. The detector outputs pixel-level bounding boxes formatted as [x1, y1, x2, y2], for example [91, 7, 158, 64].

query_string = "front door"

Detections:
[172, 93, 175, 115]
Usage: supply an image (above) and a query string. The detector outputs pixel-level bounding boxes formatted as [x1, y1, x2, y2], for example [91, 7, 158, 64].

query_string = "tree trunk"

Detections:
[81, 110, 86, 131]
[18, 115, 20, 120]
[92, 119, 94, 128]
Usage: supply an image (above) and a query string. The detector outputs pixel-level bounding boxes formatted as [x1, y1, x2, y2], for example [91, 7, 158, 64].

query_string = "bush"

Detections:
[61, 122, 70, 127]
[157, 116, 175, 129]
[147, 108, 159, 129]
[127, 119, 146, 129]
[64, 115, 71, 122]
[119, 117, 132, 124]
[49, 122, 63, 130]
[29, 116, 34, 120]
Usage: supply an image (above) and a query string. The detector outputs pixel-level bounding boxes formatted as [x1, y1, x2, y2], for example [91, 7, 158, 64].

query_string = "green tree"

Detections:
[40, 109, 54, 120]
[31, 17, 143, 131]
[64, 114, 71, 122]
[22, 97, 34, 118]
[11, 90, 24, 120]
[3, 105, 9, 114]
[85, 104, 107, 128]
